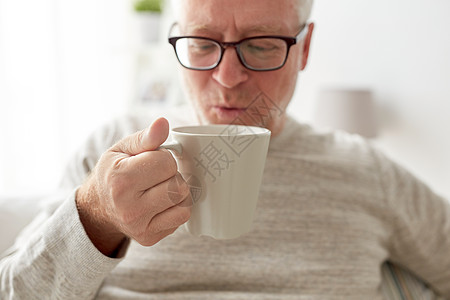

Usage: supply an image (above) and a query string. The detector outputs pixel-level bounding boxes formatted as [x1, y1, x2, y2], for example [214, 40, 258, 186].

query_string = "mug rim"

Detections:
[171, 124, 271, 137]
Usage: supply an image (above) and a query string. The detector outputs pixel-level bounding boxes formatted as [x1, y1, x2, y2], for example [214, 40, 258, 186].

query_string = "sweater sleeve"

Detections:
[372, 147, 450, 297]
[0, 190, 124, 300]
[0, 115, 145, 299]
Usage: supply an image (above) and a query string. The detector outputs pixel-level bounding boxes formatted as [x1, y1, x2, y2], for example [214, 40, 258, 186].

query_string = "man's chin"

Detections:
[203, 114, 270, 129]
[198, 108, 283, 136]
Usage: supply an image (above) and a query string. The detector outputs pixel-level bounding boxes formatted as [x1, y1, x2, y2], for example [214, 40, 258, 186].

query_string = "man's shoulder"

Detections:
[269, 115, 382, 177]
[274, 115, 374, 156]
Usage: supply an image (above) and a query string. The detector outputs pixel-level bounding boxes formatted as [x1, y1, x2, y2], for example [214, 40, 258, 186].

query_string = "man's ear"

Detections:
[300, 22, 315, 71]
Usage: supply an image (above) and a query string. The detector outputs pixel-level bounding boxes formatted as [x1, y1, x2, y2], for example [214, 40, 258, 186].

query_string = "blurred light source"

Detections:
[314, 88, 378, 138]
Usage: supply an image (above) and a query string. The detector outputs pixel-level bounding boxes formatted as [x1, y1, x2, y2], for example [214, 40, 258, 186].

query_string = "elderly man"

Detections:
[1, 0, 450, 299]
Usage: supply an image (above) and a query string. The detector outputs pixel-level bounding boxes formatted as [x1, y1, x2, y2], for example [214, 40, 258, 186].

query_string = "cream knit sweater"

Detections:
[1, 107, 449, 299]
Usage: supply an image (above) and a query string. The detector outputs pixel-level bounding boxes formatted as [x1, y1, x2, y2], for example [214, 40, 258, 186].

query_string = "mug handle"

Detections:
[159, 141, 182, 154]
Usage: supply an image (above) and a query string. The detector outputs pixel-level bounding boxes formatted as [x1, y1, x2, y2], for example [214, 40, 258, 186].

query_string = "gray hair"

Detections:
[298, 0, 314, 24]
[170, 0, 314, 25]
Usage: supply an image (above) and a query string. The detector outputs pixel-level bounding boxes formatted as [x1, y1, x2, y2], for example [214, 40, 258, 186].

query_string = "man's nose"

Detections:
[212, 47, 249, 88]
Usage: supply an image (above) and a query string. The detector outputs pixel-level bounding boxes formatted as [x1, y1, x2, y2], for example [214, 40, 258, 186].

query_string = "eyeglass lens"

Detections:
[174, 37, 288, 70]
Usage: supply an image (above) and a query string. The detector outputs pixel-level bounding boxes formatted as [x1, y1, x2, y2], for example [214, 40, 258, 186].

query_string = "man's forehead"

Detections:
[177, 0, 299, 34]
[183, 23, 284, 35]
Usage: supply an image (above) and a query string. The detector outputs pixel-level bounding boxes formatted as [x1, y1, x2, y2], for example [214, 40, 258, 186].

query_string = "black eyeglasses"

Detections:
[168, 24, 308, 71]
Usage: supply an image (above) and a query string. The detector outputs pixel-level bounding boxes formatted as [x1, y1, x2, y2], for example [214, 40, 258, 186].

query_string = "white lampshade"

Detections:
[314, 88, 378, 138]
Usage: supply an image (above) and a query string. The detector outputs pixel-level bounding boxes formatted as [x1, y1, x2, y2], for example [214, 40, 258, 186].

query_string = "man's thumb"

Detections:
[114, 117, 170, 155]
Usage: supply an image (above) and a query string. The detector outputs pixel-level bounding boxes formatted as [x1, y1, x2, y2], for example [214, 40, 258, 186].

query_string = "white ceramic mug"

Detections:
[161, 124, 271, 239]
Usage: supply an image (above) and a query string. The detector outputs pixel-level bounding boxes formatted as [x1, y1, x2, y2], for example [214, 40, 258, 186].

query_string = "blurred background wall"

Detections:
[0, 0, 133, 196]
[0, 0, 449, 199]
[291, 0, 450, 199]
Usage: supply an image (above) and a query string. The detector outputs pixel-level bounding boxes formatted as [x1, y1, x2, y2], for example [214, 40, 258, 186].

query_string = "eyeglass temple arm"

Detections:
[296, 24, 309, 43]
[168, 22, 179, 38]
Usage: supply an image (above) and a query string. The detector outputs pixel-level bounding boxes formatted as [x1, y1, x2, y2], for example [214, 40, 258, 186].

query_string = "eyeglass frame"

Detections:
[168, 24, 309, 72]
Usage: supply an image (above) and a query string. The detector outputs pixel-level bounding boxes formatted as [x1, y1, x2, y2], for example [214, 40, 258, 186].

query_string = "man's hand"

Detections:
[76, 118, 192, 257]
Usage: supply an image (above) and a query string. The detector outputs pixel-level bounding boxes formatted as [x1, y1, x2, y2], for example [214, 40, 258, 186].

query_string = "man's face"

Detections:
[177, 0, 312, 136]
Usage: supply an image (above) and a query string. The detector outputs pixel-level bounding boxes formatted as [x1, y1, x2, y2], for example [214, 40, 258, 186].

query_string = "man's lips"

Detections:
[211, 106, 247, 120]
